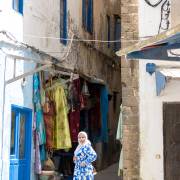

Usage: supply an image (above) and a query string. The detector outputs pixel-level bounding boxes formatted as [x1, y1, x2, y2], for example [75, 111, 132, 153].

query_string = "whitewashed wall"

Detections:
[139, 0, 180, 180]
[23, 0, 80, 71]
[0, 1, 35, 180]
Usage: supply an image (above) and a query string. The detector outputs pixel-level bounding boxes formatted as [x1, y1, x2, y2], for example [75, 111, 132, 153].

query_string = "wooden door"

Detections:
[163, 103, 180, 180]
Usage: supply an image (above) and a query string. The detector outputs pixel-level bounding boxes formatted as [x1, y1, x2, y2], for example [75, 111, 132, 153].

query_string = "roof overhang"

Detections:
[116, 24, 180, 61]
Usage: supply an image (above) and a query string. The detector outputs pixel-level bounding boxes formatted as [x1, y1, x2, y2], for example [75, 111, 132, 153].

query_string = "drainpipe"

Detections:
[1, 55, 7, 180]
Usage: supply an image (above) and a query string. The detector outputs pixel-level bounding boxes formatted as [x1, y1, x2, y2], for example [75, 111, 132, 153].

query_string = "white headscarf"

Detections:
[74, 131, 91, 155]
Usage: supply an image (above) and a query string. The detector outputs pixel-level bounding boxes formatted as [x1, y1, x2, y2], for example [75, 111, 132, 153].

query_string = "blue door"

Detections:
[10, 105, 32, 180]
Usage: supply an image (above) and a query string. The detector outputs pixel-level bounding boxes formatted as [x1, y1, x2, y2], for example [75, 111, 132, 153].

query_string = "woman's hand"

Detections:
[73, 156, 77, 162]
[80, 162, 86, 167]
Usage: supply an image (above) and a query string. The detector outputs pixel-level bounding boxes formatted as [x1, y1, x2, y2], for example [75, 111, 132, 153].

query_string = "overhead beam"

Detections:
[5, 64, 52, 85]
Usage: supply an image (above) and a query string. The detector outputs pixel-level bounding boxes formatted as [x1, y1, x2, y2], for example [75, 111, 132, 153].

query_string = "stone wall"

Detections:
[121, 0, 140, 179]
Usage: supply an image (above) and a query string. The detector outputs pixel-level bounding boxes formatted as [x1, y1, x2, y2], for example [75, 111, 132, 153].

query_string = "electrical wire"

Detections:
[23, 33, 146, 43]
[144, 0, 164, 7]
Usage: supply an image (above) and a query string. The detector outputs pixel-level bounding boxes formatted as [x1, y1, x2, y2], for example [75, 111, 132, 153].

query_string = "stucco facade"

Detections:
[0, 1, 35, 180]
[0, 0, 122, 179]
[121, 0, 180, 180]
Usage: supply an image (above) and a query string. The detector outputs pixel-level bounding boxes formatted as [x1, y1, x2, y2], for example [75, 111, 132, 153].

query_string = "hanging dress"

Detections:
[51, 82, 72, 149]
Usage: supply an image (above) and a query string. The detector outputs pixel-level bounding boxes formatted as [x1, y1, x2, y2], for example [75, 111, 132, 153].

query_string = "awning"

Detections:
[116, 24, 180, 61]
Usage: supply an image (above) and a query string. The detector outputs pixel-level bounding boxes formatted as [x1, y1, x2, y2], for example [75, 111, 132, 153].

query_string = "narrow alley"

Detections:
[95, 163, 120, 180]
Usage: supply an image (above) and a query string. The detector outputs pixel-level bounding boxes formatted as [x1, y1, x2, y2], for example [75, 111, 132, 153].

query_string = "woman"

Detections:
[73, 131, 97, 180]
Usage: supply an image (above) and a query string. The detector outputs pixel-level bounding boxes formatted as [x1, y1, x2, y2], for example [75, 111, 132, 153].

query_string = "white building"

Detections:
[0, 0, 122, 180]
[118, 0, 180, 179]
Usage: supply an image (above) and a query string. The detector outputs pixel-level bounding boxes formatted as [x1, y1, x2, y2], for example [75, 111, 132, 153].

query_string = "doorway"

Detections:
[163, 103, 180, 180]
[9, 105, 32, 180]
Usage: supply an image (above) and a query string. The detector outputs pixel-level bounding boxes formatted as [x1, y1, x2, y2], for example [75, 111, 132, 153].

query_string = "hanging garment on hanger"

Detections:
[50, 82, 72, 149]
[33, 73, 46, 145]
[33, 73, 46, 165]
[68, 79, 81, 142]
[43, 94, 56, 150]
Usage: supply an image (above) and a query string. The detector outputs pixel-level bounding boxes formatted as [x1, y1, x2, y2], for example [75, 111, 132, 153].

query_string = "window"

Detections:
[60, 0, 67, 45]
[13, 0, 23, 15]
[114, 15, 121, 51]
[82, 0, 93, 33]
[107, 15, 110, 48]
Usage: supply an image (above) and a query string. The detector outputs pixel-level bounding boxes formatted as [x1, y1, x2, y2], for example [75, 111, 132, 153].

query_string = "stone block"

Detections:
[122, 96, 139, 107]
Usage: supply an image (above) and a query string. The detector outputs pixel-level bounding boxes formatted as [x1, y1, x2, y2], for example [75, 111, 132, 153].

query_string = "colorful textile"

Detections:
[34, 131, 42, 174]
[33, 73, 46, 145]
[51, 83, 72, 149]
[43, 99, 56, 150]
[73, 144, 97, 180]
[68, 110, 80, 142]
[68, 79, 81, 142]
[100, 86, 109, 143]
[33, 114, 42, 174]
[33, 73, 46, 163]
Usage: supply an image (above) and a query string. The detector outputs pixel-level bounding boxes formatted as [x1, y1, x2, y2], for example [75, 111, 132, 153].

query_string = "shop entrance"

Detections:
[9, 105, 32, 180]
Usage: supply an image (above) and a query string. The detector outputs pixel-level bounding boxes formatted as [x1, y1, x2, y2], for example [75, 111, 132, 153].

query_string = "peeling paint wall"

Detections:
[23, 0, 121, 170]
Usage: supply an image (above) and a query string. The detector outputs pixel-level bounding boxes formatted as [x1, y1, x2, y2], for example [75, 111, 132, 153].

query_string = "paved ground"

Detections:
[95, 163, 121, 180]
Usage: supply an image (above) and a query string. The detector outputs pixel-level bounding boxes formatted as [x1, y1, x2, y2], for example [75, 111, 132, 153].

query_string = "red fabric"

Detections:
[89, 91, 101, 133]
[68, 79, 81, 142]
[68, 110, 80, 142]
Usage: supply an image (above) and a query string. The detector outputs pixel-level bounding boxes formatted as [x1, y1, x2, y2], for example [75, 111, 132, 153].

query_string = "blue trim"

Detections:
[82, 0, 93, 33]
[114, 16, 121, 51]
[126, 43, 180, 61]
[87, 0, 93, 33]
[13, 0, 23, 15]
[82, 0, 86, 28]
[100, 86, 109, 143]
[107, 15, 110, 48]
[60, 0, 68, 45]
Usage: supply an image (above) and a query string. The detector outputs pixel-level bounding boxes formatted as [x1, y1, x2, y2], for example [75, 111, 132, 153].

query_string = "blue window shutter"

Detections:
[114, 16, 121, 51]
[19, 0, 23, 15]
[63, 0, 67, 45]
[13, 0, 23, 15]
[107, 15, 110, 48]
[87, 0, 93, 33]
[82, 0, 86, 28]
[60, 0, 67, 45]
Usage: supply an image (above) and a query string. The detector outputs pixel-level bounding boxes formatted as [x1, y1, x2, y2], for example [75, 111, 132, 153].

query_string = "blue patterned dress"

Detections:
[73, 144, 97, 180]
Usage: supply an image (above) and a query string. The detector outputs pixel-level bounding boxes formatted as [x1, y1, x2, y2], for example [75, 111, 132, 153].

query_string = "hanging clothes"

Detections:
[33, 73, 46, 162]
[43, 95, 56, 150]
[68, 79, 81, 142]
[50, 82, 72, 149]
[116, 104, 123, 176]
[68, 110, 80, 142]
[33, 113, 42, 174]
[116, 104, 123, 141]
[100, 86, 109, 143]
